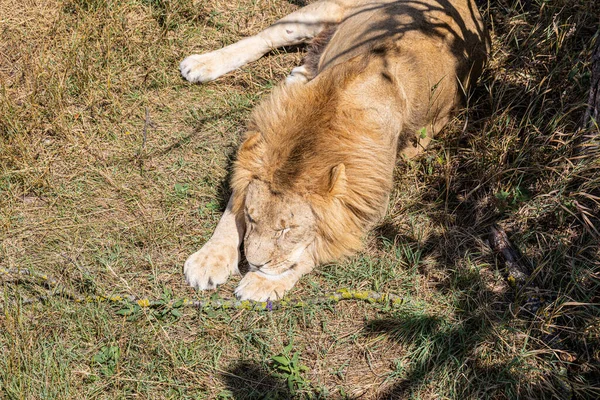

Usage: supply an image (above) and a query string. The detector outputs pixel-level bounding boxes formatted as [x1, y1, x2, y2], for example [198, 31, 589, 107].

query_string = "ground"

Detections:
[1, 0, 599, 398]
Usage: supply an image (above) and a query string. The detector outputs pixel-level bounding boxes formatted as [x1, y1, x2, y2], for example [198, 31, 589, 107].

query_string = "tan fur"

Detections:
[183, 0, 489, 301]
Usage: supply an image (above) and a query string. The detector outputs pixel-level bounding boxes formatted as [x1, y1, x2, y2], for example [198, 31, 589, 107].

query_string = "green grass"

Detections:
[1, 0, 599, 398]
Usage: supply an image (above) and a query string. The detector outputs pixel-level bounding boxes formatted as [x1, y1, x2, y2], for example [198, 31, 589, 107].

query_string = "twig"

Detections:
[141, 107, 150, 153]
[137, 107, 153, 174]
[582, 37, 600, 130]
[489, 224, 531, 290]
[577, 35, 600, 155]
[488, 225, 556, 318]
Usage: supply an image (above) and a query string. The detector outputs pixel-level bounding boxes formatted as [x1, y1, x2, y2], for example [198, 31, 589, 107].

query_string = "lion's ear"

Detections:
[232, 131, 263, 203]
[238, 131, 262, 155]
[328, 163, 347, 197]
[236, 131, 264, 168]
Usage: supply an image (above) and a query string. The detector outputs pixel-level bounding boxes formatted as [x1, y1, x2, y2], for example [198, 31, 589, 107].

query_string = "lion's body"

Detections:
[182, 0, 489, 301]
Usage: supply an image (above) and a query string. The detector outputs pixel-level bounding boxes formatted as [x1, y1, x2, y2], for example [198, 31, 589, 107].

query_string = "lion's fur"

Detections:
[231, 0, 489, 265]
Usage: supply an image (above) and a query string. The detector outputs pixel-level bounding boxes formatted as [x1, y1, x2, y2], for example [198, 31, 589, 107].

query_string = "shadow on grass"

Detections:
[363, 265, 575, 399]
[365, 19, 600, 392]
[368, 145, 600, 398]
[221, 361, 292, 400]
[365, 313, 510, 398]
[364, 99, 600, 400]
[364, 285, 598, 398]
[286, 0, 309, 8]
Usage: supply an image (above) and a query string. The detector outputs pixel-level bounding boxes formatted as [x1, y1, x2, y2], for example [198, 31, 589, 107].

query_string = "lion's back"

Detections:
[318, 0, 488, 86]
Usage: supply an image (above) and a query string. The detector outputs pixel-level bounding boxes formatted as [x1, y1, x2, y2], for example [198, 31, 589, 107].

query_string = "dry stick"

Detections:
[141, 107, 150, 151]
[137, 107, 152, 174]
[489, 225, 553, 318]
[0, 267, 405, 313]
[582, 37, 600, 131]
[572, 37, 600, 235]
[489, 227, 585, 359]
[489, 224, 531, 290]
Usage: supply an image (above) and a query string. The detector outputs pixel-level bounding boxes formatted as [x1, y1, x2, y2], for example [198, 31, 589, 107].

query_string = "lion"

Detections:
[180, 0, 489, 301]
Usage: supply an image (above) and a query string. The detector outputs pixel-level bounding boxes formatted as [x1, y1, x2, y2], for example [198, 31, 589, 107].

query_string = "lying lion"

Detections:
[181, 0, 489, 301]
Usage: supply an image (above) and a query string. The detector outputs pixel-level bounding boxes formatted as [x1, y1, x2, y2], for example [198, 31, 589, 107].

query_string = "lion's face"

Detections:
[243, 180, 316, 275]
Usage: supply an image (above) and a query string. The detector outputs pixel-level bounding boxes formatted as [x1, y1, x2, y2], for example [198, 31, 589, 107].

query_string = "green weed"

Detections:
[91, 345, 120, 377]
[270, 342, 311, 394]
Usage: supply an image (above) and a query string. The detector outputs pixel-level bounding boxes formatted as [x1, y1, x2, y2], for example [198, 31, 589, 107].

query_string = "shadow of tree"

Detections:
[361, 1, 600, 393]
[368, 144, 599, 397]
[220, 361, 292, 399]
[361, 248, 577, 398]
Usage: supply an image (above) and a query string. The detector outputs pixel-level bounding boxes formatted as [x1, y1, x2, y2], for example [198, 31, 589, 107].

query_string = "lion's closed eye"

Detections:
[275, 227, 291, 238]
[246, 212, 256, 224]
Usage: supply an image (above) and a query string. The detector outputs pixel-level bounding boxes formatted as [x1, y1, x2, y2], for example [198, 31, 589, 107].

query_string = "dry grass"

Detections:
[1, 0, 599, 398]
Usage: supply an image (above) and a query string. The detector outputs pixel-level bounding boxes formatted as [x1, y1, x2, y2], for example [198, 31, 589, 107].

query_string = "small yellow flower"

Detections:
[137, 298, 150, 307]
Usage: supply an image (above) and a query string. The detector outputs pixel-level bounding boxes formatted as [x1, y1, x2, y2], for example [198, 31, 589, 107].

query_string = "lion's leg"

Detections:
[234, 254, 315, 301]
[184, 195, 245, 290]
[180, 0, 348, 83]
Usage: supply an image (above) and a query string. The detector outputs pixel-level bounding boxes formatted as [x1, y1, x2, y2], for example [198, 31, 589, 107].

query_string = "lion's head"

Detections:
[241, 179, 317, 275]
[230, 78, 395, 272]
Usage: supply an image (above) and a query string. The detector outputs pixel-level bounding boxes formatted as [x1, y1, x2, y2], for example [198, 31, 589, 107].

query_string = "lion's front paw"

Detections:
[180, 52, 233, 83]
[234, 271, 299, 302]
[184, 241, 239, 290]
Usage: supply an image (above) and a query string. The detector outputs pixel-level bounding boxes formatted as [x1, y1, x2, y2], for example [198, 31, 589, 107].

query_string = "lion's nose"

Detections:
[247, 259, 271, 271]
